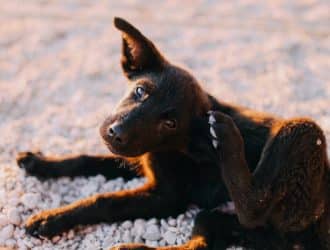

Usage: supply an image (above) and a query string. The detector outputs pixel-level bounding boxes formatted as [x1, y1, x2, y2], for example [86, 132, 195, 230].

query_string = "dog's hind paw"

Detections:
[208, 110, 245, 156]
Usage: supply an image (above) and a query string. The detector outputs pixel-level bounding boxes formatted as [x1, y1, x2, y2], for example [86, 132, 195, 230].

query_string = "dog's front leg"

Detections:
[25, 184, 184, 238]
[16, 152, 139, 180]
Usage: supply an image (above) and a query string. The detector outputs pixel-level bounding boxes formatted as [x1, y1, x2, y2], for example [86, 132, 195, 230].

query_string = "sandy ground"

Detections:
[0, 0, 329, 249]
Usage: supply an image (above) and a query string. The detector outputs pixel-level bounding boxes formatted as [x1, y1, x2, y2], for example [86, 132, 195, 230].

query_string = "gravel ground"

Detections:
[0, 1, 329, 249]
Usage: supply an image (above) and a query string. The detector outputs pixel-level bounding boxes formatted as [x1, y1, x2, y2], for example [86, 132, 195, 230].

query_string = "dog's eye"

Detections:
[135, 86, 146, 100]
[164, 119, 176, 129]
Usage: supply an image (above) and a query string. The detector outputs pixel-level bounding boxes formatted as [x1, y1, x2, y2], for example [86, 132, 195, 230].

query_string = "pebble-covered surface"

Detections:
[0, 0, 329, 249]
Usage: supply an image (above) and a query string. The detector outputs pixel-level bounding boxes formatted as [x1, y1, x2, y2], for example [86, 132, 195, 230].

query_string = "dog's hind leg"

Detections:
[209, 111, 329, 248]
[16, 152, 140, 180]
[190, 210, 284, 250]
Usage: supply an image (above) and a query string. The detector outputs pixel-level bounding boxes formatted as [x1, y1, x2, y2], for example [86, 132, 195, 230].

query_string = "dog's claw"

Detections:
[212, 139, 218, 149]
[210, 126, 217, 138]
[208, 111, 219, 149]
[209, 115, 216, 124]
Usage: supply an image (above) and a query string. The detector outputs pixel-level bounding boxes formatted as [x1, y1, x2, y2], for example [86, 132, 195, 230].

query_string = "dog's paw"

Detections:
[208, 111, 244, 156]
[25, 211, 65, 238]
[16, 151, 44, 176]
[110, 244, 153, 250]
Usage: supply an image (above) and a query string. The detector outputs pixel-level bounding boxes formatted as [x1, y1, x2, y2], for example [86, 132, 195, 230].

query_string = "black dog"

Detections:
[17, 18, 329, 249]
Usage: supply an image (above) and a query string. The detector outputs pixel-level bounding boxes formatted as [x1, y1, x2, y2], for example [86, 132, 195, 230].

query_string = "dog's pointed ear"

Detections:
[114, 17, 167, 79]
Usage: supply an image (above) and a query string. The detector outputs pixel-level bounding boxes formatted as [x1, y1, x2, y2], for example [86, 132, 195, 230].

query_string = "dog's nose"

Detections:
[108, 123, 127, 145]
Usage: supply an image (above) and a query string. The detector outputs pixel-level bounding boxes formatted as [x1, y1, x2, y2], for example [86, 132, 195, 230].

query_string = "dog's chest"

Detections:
[190, 162, 231, 209]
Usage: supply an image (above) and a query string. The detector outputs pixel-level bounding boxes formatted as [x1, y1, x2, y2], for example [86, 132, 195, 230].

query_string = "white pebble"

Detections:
[122, 230, 132, 242]
[147, 218, 157, 225]
[143, 225, 161, 241]
[163, 230, 177, 244]
[121, 220, 133, 229]
[159, 239, 166, 246]
[5, 238, 16, 248]
[167, 226, 179, 233]
[176, 237, 184, 245]
[52, 235, 61, 243]
[146, 240, 158, 247]
[133, 220, 146, 236]
[168, 218, 176, 226]
[0, 224, 14, 242]
[0, 190, 7, 204]
[7, 208, 21, 225]
[20, 193, 40, 209]
[134, 235, 143, 243]
[67, 229, 75, 240]
[0, 215, 9, 227]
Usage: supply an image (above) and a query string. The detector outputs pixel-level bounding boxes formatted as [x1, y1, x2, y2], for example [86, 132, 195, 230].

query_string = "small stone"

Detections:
[181, 221, 188, 227]
[122, 230, 132, 242]
[133, 235, 143, 243]
[0, 190, 7, 204]
[102, 235, 114, 248]
[23, 238, 34, 249]
[133, 220, 146, 236]
[5, 238, 16, 248]
[168, 218, 176, 226]
[177, 214, 185, 222]
[121, 220, 133, 229]
[0, 224, 14, 242]
[143, 225, 161, 241]
[7, 208, 21, 225]
[0, 215, 9, 227]
[17, 242, 27, 250]
[81, 182, 98, 196]
[160, 219, 168, 228]
[8, 197, 19, 206]
[145, 240, 158, 247]
[163, 230, 177, 244]
[20, 193, 40, 209]
[52, 235, 61, 243]
[67, 229, 75, 239]
[159, 239, 166, 246]
[147, 218, 157, 225]
[176, 237, 184, 245]
[167, 226, 179, 233]
[83, 226, 94, 233]
[31, 237, 42, 246]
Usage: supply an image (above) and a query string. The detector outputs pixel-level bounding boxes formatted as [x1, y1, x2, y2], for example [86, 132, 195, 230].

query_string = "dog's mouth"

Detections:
[102, 138, 145, 157]
[99, 120, 145, 157]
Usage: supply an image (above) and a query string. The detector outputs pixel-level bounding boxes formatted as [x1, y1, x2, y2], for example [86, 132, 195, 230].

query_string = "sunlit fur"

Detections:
[16, 17, 329, 250]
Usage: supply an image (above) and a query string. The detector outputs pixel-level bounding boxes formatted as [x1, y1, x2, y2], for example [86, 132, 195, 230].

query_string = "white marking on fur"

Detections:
[210, 126, 217, 138]
[209, 115, 216, 124]
[212, 140, 218, 149]
[316, 138, 322, 145]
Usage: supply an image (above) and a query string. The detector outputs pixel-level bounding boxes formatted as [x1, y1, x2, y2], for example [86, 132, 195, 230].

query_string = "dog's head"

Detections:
[100, 17, 210, 157]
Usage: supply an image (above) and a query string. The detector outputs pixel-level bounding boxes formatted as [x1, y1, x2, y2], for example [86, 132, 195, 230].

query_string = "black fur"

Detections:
[16, 17, 329, 249]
